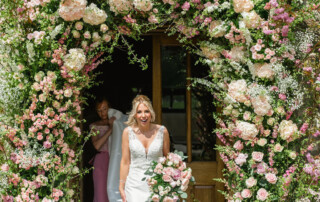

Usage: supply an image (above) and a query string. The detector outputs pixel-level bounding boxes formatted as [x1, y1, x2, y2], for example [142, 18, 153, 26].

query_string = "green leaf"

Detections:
[180, 192, 188, 199]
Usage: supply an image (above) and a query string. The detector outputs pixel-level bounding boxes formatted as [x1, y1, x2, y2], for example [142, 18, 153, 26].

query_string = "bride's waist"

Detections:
[128, 164, 150, 174]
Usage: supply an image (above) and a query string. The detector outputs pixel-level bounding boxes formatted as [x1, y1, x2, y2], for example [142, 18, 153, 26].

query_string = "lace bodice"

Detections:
[128, 126, 164, 175]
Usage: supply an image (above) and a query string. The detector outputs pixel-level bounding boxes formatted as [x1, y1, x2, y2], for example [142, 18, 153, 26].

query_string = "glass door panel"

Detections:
[160, 46, 187, 156]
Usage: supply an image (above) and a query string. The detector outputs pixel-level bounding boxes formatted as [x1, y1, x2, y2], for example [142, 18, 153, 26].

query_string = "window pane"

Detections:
[191, 57, 216, 161]
[161, 46, 187, 156]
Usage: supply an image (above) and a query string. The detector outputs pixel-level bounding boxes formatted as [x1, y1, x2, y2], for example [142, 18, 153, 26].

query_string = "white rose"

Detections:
[289, 151, 297, 159]
[64, 48, 86, 71]
[243, 111, 251, 120]
[252, 151, 264, 162]
[245, 177, 257, 188]
[100, 24, 109, 33]
[72, 166, 79, 174]
[267, 118, 275, 126]
[72, 30, 81, 38]
[92, 32, 101, 42]
[274, 143, 284, 152]
[257, 138, 267, 146]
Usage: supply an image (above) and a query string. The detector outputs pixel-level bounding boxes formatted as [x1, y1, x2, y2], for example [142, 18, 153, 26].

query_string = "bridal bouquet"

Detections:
[144, 151, 194, 202]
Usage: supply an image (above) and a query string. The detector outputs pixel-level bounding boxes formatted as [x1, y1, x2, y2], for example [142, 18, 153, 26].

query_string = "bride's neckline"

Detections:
[130, 126, 163, 157]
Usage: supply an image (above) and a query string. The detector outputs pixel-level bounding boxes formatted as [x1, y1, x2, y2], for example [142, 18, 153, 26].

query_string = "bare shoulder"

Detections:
[122, 126, 131, 136]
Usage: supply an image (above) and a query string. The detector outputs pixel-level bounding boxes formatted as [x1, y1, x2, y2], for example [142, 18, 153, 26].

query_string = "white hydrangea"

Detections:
[251, 95, 272, 116]
[109, 0, 133, 14]
[228, 79, 248, 103]
[278, 120, 298, 141]
[64, 48, 86, 71]
[236, 121, 259, 140]
[58, 0, 87, 21]
[133, 0, 153, 11]
[83, 3, 107, 25]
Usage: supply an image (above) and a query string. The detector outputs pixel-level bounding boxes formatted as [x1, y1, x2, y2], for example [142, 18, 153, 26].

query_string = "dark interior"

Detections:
[82, 36, 153, 202]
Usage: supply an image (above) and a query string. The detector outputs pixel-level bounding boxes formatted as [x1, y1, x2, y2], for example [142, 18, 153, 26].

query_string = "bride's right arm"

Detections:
[119, 127, 130, 202]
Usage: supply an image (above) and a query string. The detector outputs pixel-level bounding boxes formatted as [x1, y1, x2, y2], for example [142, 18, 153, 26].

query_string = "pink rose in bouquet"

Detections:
[144, 151, 194, 201]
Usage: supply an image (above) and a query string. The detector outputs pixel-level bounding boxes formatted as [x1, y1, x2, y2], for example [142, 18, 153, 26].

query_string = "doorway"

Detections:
[81, 35, 224, 202]
[81, 36, 153, 202]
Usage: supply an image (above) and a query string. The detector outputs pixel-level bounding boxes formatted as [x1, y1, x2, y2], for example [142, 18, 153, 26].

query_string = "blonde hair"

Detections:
[125, 95, 156, 126]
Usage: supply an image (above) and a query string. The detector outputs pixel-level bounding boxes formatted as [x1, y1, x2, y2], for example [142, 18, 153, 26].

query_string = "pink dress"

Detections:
[90, 125, 110, 202]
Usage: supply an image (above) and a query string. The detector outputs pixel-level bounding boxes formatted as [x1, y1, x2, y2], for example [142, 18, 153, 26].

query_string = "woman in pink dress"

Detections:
[90, 98, 115, 202]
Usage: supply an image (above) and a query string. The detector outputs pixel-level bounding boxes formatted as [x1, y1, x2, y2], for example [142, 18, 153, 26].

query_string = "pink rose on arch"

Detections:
[1, 164, 9, 172]
[252, 152, 264, 162]
[233, 140, 244, 150]
[257, 188, 269, 201]
[2, 195, 14, 202]
[265, 173, 277, 184]
[43, 141, 52, 149]
[235, 153, 248, 166]
[245, 177, 257, 188]
[181, 1, 190, 10]
[256, 162, 269, 174]
[241, 189, 252, 198]
[278, 93, 287, 100]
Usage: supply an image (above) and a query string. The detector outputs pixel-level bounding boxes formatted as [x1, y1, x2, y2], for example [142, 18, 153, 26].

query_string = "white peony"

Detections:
[278, 120, 298, 141]
[133, 0, 153, 11]
[83, 4, 107, 25]
[58, 0, 87, 21]
[236, 121, 258, 140]
[228, 79, 248, 103]
[63, 48, 86, 71]
[109, 0, 133, 14]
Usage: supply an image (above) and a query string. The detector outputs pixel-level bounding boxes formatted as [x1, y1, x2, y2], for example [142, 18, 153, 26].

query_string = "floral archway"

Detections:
[0, 0, 320, 201]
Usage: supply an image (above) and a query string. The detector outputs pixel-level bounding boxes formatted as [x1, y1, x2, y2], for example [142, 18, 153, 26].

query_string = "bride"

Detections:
[119, 95, 170, 202]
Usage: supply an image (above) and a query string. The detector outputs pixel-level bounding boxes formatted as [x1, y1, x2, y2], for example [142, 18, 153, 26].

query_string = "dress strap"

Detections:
[157, 125, 165, 139]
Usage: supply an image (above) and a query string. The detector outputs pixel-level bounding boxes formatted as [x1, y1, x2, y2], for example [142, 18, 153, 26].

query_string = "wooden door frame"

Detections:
[152, 34, 225, 202]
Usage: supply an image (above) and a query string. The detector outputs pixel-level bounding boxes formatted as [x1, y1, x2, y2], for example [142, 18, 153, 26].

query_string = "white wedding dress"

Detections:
[125, 126, 165, 202]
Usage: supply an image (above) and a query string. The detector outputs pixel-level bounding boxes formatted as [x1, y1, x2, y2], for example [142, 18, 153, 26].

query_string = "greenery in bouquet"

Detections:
[144, 151, 195, 202]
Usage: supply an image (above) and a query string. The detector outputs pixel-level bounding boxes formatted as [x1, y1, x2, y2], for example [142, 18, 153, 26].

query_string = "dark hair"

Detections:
[95, 96, 110, 109]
